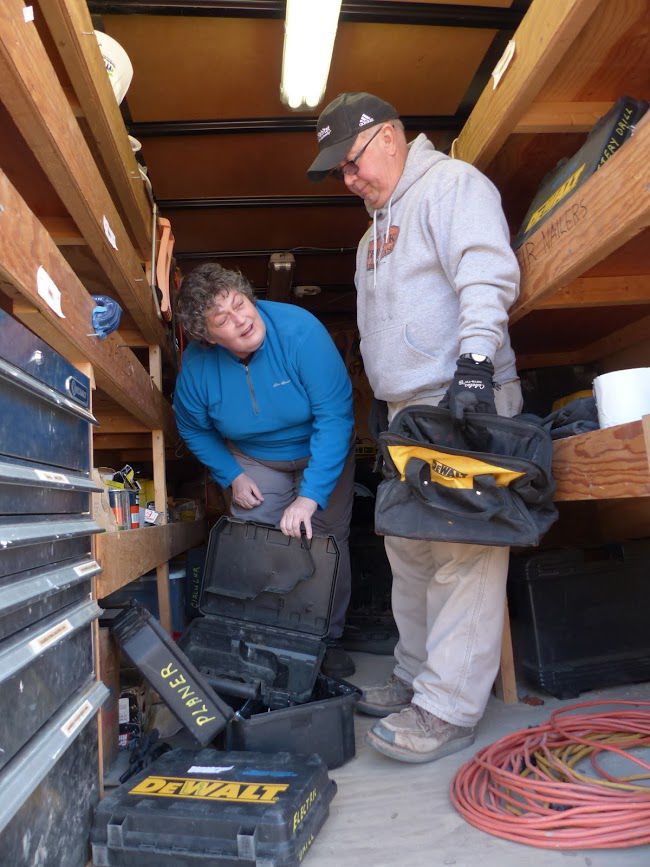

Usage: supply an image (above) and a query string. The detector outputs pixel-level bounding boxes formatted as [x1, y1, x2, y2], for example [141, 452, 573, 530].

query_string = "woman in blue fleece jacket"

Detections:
[173, 263, 356, 676]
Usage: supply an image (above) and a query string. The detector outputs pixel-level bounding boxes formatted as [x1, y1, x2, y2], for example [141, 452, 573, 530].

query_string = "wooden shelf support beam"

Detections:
[454, 0, 602, 168]
[39, 0, 153, 259]
[0, 0, 169, 358]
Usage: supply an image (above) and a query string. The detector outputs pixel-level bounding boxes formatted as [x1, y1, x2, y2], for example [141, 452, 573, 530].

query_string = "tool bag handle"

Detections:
[404, 457, 505, 520]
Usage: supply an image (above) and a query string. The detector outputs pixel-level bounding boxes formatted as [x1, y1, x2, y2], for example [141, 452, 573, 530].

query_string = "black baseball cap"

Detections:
[307, 92, 399, 181]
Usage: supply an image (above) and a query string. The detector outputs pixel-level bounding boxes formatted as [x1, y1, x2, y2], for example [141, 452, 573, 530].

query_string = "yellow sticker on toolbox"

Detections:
[129, 775, 290, 803]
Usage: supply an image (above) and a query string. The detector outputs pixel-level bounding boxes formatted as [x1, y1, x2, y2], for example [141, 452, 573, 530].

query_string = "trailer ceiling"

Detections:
[86, 0, 529, 308]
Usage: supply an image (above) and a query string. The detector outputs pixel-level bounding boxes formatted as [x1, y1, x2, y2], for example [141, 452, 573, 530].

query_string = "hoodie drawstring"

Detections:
[372, 195, 393, 290]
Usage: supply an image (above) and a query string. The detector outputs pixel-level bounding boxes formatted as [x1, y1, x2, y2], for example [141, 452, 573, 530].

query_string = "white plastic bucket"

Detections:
[593, 368, 650, 428]
[94, 30, 133, 105]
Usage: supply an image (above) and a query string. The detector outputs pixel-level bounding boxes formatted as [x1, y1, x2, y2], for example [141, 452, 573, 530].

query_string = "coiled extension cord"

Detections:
[451, 700, 650, 849]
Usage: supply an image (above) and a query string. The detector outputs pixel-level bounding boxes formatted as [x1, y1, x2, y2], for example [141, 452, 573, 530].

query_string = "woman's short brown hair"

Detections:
[175, 262, 256, 343]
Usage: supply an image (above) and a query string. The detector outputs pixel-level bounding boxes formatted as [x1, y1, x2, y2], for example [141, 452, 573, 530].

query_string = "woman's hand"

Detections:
[280, 496, 318, 539]
[230, 473, 264, 509]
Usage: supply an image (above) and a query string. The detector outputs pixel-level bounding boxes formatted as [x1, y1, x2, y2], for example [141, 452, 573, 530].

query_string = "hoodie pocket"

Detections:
[402, 320, 439, 361]
[360, 322, 447, 400]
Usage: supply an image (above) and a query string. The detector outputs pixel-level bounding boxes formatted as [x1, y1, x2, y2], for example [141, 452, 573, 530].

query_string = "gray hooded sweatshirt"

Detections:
[355, 133, 519, 403]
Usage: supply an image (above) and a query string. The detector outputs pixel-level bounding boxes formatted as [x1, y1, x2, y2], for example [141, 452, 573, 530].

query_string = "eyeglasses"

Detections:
[330, 125, 384, 181]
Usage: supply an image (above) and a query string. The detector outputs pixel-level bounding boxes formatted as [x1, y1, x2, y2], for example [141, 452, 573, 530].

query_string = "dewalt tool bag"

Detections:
[374, 406, 558, 547]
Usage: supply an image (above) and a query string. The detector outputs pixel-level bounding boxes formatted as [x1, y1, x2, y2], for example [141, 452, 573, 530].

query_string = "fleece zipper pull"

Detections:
[243, 363, 259, 415]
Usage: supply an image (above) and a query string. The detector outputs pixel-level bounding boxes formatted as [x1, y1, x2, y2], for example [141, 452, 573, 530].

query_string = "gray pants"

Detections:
[229, 446, 355, 638]
[386, 380, 523, 726]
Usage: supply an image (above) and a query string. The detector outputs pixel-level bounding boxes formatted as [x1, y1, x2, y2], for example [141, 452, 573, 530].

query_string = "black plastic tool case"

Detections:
[181, 519, 339, 707]
[91, 747, 336, 866]
[226, 673, 360, 770]
[111, 603, 234, 744]
[510, 541, 650, 698]
[180, 519, 360, 769]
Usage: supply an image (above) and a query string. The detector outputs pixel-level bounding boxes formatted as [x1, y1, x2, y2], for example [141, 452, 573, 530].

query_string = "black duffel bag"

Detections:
[374, 405, 558, 547]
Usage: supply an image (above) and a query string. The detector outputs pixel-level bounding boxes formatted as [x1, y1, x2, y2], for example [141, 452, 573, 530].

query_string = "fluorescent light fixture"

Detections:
[281, 0, 342, 110]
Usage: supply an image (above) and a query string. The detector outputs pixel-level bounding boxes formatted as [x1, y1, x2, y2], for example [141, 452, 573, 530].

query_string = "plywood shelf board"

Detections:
[535, 0, 650, 104]
[95, 520, 206, 597]
[537, 275, 650, 309]
[552, 418, 650, 501]
[514, 101, 615, 134]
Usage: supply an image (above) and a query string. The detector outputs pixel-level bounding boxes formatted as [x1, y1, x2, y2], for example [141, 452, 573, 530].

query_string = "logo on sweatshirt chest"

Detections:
[366, 225, 400, 270]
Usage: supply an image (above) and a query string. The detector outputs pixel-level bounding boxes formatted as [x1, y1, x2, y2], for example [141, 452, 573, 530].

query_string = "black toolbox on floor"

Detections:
[180, 519, 360, 768]
[91, 747, 336, 866]
[509, 541, 650, 698]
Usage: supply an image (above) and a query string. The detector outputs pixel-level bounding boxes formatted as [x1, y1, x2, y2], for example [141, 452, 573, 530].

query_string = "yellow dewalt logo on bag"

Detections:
[388, 445, 525, 489]
[129, 775, 290, 803]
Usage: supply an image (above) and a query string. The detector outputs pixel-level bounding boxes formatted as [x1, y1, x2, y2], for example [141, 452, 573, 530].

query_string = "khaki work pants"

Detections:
[385, 380, 523, 727]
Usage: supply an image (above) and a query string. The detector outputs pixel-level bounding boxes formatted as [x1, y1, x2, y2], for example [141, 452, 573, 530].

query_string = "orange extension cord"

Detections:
[451, 700, 650, 849]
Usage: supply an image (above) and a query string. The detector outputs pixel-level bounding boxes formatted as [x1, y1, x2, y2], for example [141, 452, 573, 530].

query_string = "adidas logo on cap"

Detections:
[358, 113, 374, 127]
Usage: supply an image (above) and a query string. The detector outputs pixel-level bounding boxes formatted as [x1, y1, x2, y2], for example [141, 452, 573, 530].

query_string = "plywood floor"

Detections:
[307, 654, 650, 867]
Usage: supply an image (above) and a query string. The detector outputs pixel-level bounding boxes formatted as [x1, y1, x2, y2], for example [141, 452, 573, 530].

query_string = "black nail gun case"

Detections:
[180, 519, 360, 768]
[91, 747, 336, 866]
[180, 518, 339, 707]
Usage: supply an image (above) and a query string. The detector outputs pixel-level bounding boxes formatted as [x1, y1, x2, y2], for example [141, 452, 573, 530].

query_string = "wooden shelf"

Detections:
[0, 169, 176, 441]
[552, 417, 650, 502]
[39, 0, 153, 259]
[454, 0, 601, 168]
[0, 0, 171, 361]
[511, 113, 650, 324]
[95, 519, 207, 598]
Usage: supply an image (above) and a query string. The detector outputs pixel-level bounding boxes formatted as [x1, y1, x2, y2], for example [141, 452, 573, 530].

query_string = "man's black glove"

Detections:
[439, 354, 496, 420]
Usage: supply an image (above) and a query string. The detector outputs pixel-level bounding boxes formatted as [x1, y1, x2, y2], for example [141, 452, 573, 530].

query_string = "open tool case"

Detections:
[180, 519, 360, 769]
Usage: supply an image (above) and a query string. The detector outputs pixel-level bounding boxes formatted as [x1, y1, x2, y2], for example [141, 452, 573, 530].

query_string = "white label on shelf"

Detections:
[74, 560, 100, 577]
[23, 6, 34, 22]
[102, 215, 118, 250]
[188, 765, 234, 775]
[62, 700, 93, 738]
[144, 508, 159, 524]
[119, 697, 130, 724]
[34, 469, 69, 485]
[492, 39, 516, 90]
[36, 266, 65, 318]
[29, 618, 73, 655]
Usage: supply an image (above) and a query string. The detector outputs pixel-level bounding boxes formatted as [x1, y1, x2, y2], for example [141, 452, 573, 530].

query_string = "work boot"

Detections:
[366, 704, 476, 763]
[356, 673, 414, 717]
[321, 641, 355, 678]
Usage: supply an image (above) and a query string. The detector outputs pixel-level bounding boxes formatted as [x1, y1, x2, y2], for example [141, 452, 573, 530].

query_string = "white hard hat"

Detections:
[94, 30, 134, 105]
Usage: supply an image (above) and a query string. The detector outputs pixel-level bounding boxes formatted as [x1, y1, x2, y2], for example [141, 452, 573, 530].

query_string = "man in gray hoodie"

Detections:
[308, 92, 522, 764]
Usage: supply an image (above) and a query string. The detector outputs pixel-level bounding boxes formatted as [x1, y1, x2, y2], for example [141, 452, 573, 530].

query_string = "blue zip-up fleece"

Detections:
[173, 301, 354, 510]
